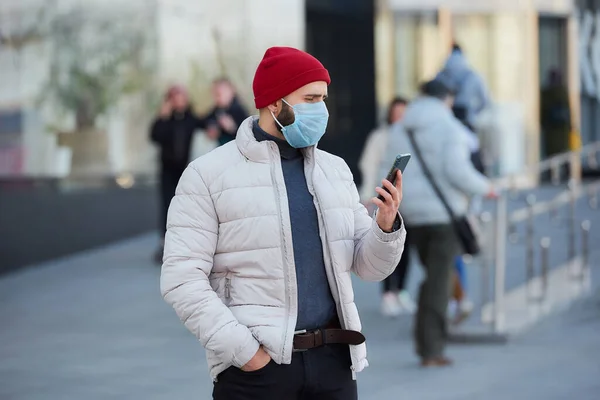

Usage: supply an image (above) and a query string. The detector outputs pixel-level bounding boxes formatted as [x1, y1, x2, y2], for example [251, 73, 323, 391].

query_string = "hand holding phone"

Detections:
[377, 154, 411, 202]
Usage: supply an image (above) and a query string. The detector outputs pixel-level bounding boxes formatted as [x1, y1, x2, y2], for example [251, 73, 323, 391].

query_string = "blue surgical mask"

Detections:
[270, 99, 329, 148]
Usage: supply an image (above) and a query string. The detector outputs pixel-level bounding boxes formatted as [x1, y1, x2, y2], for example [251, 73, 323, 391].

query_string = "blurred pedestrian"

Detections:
[160, 46, 406, 399]
[359, 97, 416, 317]
[437, 43, 493, 308]
[203, 78, 249, 146]
[540, 68, 571, 157]
[149, 85, 205, 264]
[436, 43, 491, 178]
[383, 79, 495, 367]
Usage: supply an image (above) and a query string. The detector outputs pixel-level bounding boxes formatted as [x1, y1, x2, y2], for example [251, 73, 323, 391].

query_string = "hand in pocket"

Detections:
[241, 346, 272, 372]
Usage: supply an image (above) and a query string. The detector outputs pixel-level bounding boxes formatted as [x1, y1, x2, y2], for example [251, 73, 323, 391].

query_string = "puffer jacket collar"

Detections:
[235, 116, 317, 163]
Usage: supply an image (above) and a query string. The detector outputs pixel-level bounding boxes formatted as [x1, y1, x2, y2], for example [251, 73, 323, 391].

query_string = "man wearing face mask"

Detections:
[160, 46, 406, 399]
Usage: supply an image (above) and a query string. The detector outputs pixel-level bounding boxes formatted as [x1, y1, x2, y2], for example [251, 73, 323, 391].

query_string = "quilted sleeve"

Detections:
[350, 179, 406, 282]
[327, 155, 406, 282]
[160, 165, 260, 368]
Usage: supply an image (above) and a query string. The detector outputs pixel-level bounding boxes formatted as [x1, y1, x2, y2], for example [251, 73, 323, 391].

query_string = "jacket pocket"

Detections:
[208, 272, 232, 302]
[234, 359, 276, 376]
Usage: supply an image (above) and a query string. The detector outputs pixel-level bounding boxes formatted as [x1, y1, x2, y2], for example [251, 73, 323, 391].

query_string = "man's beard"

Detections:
[276, 101, 295, 132]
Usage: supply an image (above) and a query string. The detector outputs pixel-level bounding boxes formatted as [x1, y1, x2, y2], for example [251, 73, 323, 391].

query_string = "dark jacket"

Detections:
[541, 85, 571, 156]
[204, 97, 249, 146]
[150, 108, 205, 172]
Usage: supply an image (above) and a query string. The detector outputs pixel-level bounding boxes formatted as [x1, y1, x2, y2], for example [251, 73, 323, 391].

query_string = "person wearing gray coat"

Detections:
[381, 80, 495, 366]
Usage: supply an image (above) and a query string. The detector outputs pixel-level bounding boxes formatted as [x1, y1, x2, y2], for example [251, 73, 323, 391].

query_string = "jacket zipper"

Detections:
[305, 158, 347, 324]
[268, 143, 293, 359]
[305, 155, 356, 371]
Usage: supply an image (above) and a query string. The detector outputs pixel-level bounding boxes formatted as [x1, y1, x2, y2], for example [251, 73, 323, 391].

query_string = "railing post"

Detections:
[480, 211, 493, 320]
[581, 220, 591, 282]
[569, 148, 582, 184]
[568, 180, 577, 263]
[550, 160, 560, 186]
[508, 219, 518, 243]
[493, 192, 508, 333]
[540, 237, 551, 302]
[525, 194, 536, 301]
[509, 175, 519, 200]
[549, 202, 561, 226]
[589, 184, 598, 210]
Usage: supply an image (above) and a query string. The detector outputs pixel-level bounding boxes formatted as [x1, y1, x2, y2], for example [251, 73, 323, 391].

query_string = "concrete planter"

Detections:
[57, 129, 110, 178]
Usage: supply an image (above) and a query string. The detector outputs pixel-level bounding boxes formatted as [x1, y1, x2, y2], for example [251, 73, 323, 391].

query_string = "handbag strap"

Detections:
[406, 129, 458, 222]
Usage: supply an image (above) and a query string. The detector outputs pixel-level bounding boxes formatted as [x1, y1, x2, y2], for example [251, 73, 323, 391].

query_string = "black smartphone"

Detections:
[377, 153, 411, 201]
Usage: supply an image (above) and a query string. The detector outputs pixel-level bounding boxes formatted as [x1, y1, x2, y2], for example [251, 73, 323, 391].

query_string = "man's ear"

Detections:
[267, 100, 282, 116]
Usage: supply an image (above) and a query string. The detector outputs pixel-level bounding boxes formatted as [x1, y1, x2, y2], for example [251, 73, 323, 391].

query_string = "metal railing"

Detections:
[460, 142, 600, 339]
[475, 178, 598, 335]
[494, 141, 600, 194]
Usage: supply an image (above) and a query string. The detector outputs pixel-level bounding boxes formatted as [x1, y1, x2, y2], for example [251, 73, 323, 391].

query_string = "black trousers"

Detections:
[382, 229, 410, 293]
[213, 344, 357, 400]
[159, 168, 184, 237]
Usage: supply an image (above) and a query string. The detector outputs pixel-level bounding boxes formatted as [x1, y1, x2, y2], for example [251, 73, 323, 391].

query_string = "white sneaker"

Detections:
[381, 293, 401, 318]
[459, 298, 474, 314]
[398, 290, 417, 314]
[447, 299, 458, 319]
[452, 299, 474, 325]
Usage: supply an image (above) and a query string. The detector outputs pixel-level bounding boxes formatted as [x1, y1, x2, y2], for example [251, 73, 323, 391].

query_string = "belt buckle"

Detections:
[293, 329, 308, 352]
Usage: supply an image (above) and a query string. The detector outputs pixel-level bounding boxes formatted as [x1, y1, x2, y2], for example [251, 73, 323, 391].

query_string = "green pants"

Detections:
[410, 223, 460, 359]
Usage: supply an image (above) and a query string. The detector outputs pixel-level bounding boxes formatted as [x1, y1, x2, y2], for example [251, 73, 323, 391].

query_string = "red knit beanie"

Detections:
[253, 47, 331, 109]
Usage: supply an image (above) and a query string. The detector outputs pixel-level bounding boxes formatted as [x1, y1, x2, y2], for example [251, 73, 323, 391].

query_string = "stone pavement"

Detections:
[1, 226, 600, 400]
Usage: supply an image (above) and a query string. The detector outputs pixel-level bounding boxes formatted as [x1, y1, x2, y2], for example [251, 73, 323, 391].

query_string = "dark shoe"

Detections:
[421, 356, 453, 368]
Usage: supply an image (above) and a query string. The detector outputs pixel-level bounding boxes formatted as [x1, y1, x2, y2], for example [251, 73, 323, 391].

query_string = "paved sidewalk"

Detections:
[1, 230, 599, 399]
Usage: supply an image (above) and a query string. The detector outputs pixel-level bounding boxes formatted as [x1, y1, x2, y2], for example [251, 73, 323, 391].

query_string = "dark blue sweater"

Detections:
[253, 120, 337, 331]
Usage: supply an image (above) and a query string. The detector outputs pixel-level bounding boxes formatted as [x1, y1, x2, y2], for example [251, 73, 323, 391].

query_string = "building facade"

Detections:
[375, 0, 584, 179]
[577, 0, 600, 150]
[0, 0, 305, 178]
[0, 0, 595, 180]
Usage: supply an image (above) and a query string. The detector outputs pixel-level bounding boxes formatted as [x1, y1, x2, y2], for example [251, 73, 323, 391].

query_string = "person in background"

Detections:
[383, 80, 495, 367]
[436, 43, 492, 319]
[540, 68, 571, 158]
[359, 97, 416, 317]
[203, 78, 249, 147]
[149, 85, 205, 264]
[436, 43, 491, 176]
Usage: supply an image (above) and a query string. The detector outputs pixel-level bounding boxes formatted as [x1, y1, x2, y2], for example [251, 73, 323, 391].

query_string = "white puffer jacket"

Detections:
[161, 116, 406, 381]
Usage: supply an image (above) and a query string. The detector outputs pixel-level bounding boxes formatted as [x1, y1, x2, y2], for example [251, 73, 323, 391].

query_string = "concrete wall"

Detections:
[0, 182, 158, 274]
[155, 0, 305, 110]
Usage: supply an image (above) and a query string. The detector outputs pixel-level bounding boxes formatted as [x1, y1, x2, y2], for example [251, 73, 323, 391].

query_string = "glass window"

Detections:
[393, 12, 439, 99]
[451, 14, 494, 89]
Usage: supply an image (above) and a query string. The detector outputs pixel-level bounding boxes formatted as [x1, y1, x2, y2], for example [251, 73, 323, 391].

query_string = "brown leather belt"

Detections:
[293, 328, 366, 352]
